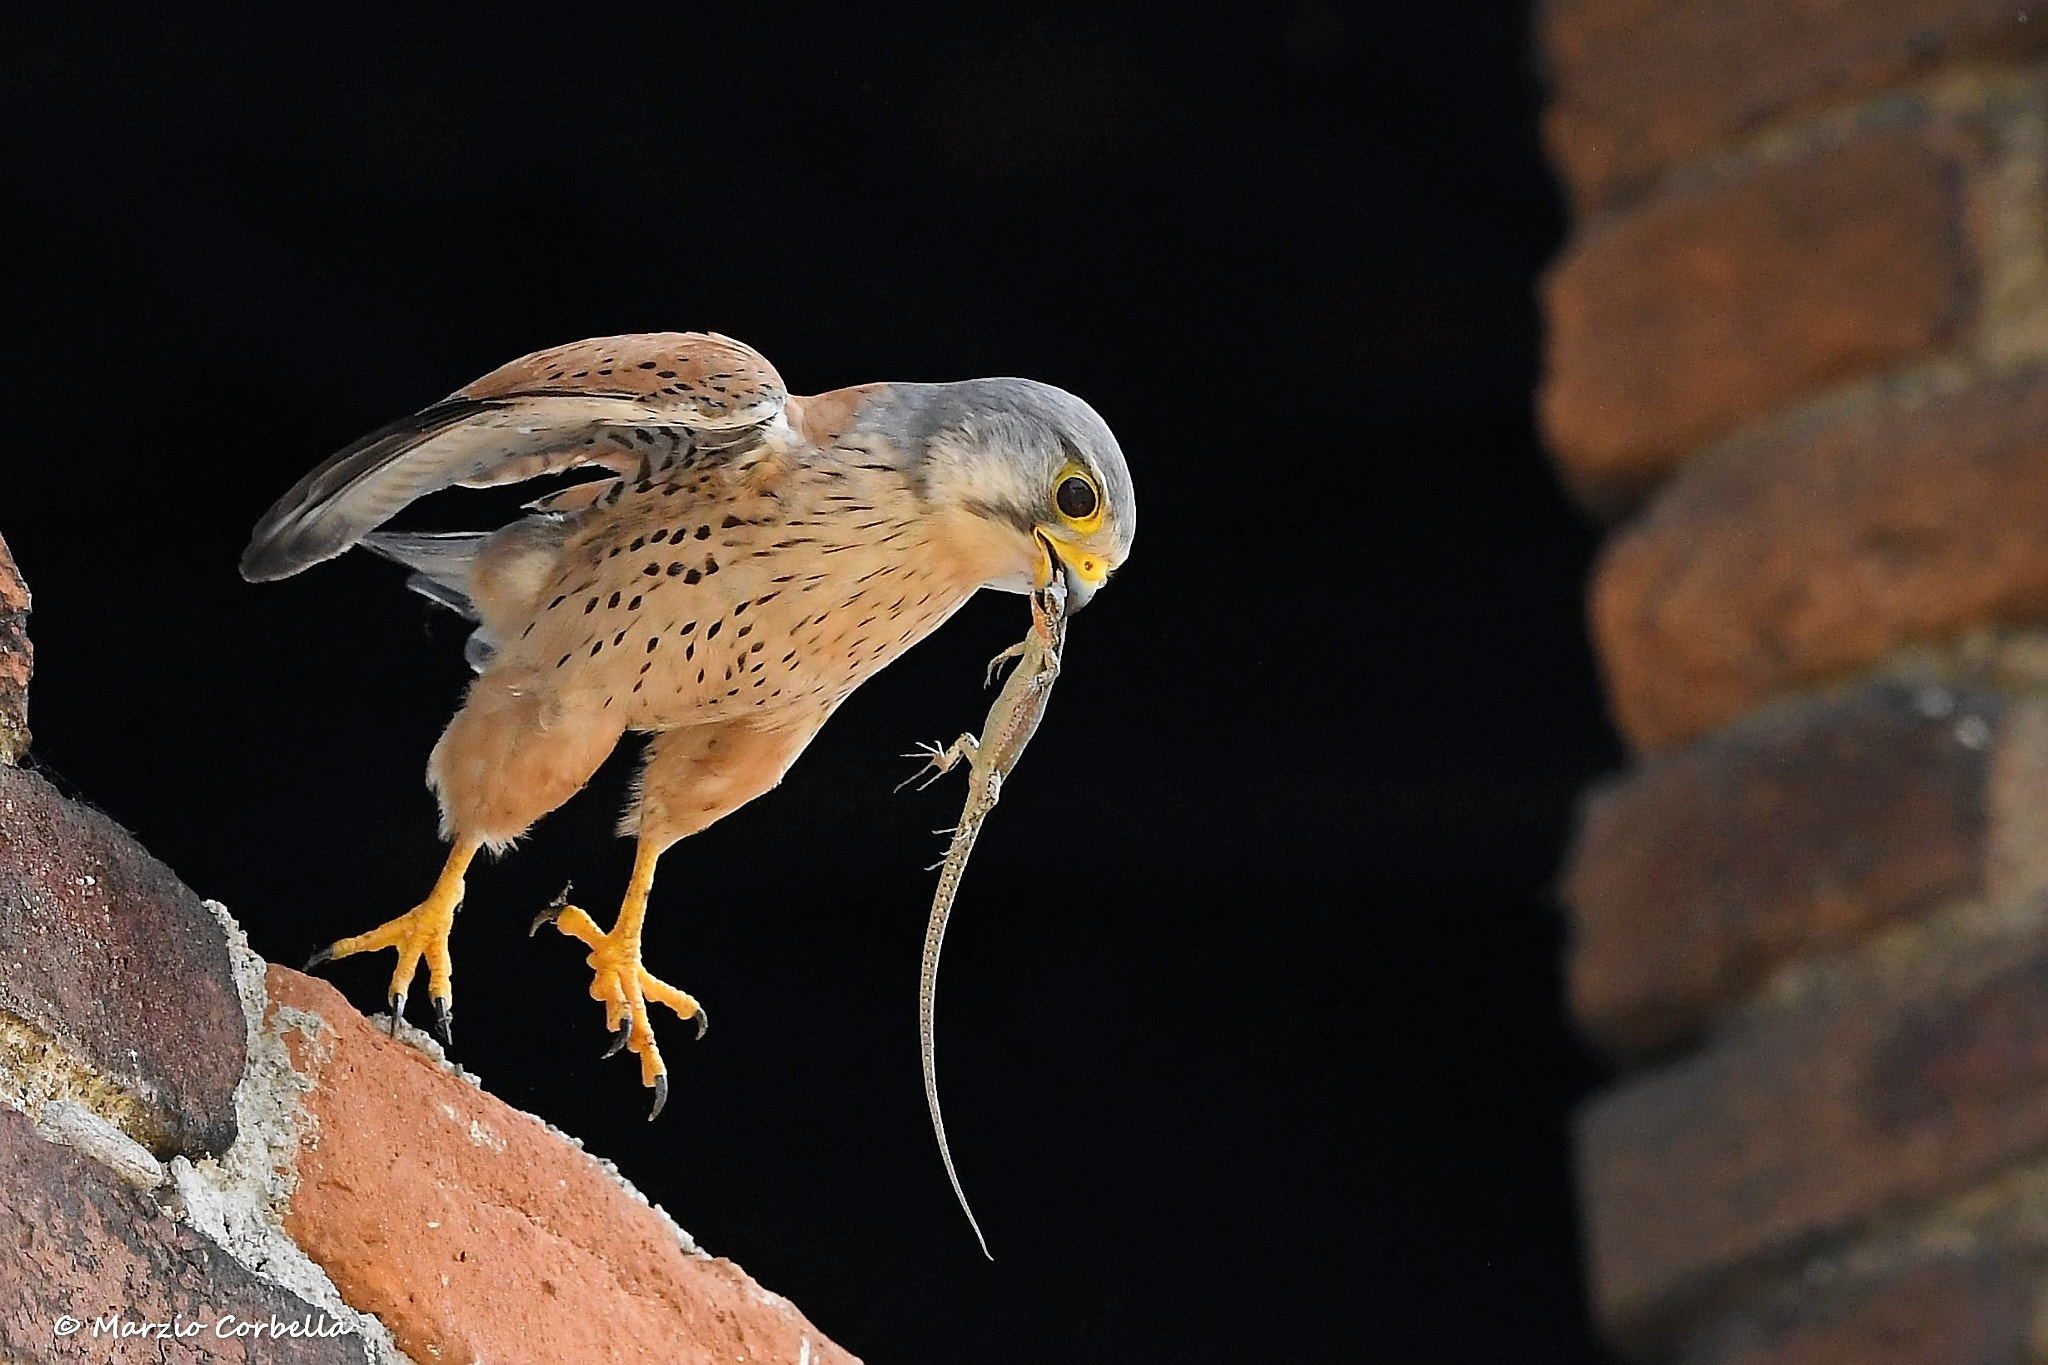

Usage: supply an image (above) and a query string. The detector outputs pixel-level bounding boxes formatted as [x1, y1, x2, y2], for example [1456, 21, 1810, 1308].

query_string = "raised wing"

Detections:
[239, 332, 787, 581]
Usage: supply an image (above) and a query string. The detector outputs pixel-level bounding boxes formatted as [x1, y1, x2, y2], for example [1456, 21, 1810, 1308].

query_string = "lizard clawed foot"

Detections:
[895, 741, 950, 792]
[535, 899, 705, 1120]
[897, 735, 977, 793]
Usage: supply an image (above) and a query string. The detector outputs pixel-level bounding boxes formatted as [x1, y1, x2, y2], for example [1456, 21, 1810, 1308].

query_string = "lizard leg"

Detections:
[984, 642, 1026, 687]
[529, 836, 702, 1120]
[307, 839, 478, 1042]
[897, 733, 980, 792]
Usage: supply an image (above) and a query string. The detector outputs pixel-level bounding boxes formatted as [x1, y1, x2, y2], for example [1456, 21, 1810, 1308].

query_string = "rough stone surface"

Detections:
[175, 902, 415, 1365]
[268, 967, 860, 1365]
[1565, 684, 1999, 1057]
[0, 530, 27, 764]
[0, 1104, 366, 1364]
[1540, 0, 2047, 213]
[1542, 130, 1976, 514]
[1683, 1254, 2027, 1365]
[1578, 903, 2048, 1349]
[0, 764, 244, 1156]
[1592, 367, 2048, 752]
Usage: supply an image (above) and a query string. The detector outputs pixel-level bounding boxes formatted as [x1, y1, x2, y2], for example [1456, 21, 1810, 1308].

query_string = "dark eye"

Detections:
[1056, 475, 1098, 521]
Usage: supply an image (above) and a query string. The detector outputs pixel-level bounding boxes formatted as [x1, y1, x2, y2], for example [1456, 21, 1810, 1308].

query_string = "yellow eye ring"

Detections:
[1052, 465, 1105, 533]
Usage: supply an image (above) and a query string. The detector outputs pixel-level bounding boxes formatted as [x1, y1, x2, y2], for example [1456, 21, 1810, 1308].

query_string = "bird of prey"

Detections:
[241, 332, 1135, 1116]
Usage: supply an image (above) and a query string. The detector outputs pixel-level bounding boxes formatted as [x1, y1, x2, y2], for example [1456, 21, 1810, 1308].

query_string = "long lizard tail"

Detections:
[921, 813, 993, 1259]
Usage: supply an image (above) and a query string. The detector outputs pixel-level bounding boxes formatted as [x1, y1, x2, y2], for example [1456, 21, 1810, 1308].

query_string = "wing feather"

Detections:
[240, 333, 787, 581]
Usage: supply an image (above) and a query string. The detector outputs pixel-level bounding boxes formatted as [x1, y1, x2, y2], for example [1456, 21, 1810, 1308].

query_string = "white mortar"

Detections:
[181, 900, 417, 1365]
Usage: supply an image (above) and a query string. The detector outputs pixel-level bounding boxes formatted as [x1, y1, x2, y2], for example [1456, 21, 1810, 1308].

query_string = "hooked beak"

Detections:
[1034, 530, 1107, 611]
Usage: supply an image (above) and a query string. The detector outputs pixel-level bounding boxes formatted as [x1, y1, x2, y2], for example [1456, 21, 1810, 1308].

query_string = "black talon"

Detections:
[303, 945, 334, 972]
[528, 883, 575, 937]
[433, 997, 454, 1045]
[603, 1024, 630, 1059]
[693, 1005, 709, 1041]
[649, 1072, 669, 1121]
[388, 992, 406, 1036]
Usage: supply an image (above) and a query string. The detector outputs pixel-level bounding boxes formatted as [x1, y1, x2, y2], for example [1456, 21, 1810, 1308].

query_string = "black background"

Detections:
[5, 6, 1618, 1360]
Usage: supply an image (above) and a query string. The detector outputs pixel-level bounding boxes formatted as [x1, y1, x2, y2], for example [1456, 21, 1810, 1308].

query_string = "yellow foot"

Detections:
[530, 888, 704, 1120]
[306, 842, 474, 1043]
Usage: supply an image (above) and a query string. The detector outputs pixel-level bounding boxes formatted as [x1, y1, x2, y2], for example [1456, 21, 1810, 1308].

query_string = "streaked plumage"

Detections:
[245, 331, 1135, 1118]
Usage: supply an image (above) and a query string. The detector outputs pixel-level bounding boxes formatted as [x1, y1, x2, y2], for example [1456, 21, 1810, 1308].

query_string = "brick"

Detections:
[267, 967, 859, 1365]
[0, 764, 244, 1157]
[1541, 0, 2047, 214]
[1684, 1255, 2025, 1365]
[1565, 684, 1998, 1057]
[1579, 916, 2048, 1350]
[0, 531, 26, 764]
[1541, 129, 1976, 514]
[0, 1105, 362, 1364]
[1592, 367, 2048, 752]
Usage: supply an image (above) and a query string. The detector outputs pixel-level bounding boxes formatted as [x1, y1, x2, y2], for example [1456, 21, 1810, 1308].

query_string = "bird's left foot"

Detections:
[530, 893, 704, 1119]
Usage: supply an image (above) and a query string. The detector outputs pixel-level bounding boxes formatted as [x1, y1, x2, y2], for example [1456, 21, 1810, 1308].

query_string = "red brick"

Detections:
[1591, 367, 2048, 752]
[0, 531, 26, 764]
[0, 765, 245, 1156]
[1579, 919, 2048, 1349]
[1541, 0, 2047, 214]
[268, 967, 860, 1365]
[1685, 1255, 2025, 1365]
[1565, 684, 1997, 1057]
[0, 1105, 362, 1364]
[1542, 129, 1976, 514]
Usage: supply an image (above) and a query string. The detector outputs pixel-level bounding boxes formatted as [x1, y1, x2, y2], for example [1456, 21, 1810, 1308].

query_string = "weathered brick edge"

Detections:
[1542, 11, 2048, 1363]
[0, 763, 247, 1158]
[1541, 122, 1980, 514]
[0, 1101, 366, 1365]
[1540, 0, 2048, 215]
[246, 914, 859, 1365]
[0, 541, 859, 1363]
[1578, 892, 2048, 1349]
[0, 531, 28, 764]
[1, 873, 863, 1364]
[1681, 1252, 2027, 1365]
[1562, 683, 2010, 1058]
[1591, 366, 2048, 754]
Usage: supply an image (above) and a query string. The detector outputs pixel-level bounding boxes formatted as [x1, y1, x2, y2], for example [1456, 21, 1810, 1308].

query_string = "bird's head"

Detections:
[886, 378, 1136, 609]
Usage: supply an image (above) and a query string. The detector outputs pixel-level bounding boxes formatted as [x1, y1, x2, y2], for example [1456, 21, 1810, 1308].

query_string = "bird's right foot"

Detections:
[305, 842, 476, 1044]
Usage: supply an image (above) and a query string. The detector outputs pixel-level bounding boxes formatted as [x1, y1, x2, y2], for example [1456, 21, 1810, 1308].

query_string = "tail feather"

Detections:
[360, 531, 489, 620]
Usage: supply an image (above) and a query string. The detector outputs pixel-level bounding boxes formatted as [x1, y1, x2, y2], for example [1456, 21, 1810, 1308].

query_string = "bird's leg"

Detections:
[529, 836, 703, 1119]
[306, 839, 478, 1042]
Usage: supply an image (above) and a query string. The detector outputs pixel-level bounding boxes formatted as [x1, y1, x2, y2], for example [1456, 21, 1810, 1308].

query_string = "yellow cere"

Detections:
[1051, 540, 1109, 586]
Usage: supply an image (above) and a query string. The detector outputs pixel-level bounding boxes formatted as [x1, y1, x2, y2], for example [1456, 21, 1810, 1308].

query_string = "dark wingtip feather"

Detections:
[237, 542, 290, 583]
[238, 397, 497, 582]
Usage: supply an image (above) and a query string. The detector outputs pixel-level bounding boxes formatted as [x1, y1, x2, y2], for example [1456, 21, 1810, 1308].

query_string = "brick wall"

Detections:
[1539, 3, 2048, 1360]
[0, 532, 856, 1363]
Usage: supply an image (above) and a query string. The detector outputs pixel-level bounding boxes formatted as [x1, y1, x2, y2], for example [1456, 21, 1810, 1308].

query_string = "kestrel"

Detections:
[241, 332, 1136, 1115]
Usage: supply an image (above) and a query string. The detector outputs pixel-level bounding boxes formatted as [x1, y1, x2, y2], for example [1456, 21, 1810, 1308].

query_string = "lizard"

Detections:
[900, 570, 1070, 1258]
